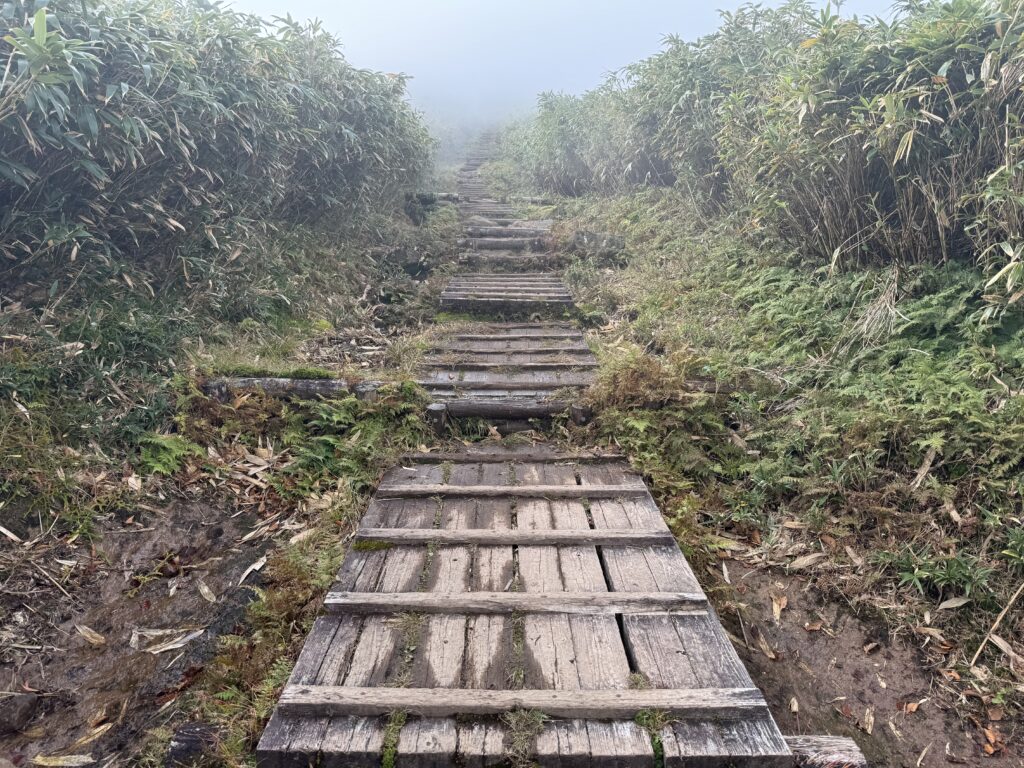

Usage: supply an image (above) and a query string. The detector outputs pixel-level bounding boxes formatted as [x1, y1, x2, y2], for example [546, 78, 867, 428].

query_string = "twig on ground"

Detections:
[970, 579, 1024, 667]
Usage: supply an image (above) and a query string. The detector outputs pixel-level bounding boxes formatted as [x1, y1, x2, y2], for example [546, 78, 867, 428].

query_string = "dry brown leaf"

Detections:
[862, 706, 875, 735]
[76, 625, 106, 646]
[238, 555, 267, 586]
[788, 552, 825, 571]
[197, 579, 216, 603]
[937, 596, 970, 611]
[771, 594, 788, 624]
[31, 756, 94, 767]
[70, 723, 113, 749]
[755, 630, 777, 660]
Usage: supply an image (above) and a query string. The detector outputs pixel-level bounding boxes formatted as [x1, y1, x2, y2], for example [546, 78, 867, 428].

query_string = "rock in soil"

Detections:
[165, 721, 221, 766]
[0, 694, 38, 735]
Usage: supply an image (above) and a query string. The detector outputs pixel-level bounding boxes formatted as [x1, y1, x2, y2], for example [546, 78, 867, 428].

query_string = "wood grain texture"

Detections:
[353, 527, 673, 546]
[786, 735, 868, 768]
[375, 483, 646, 498]
[324, 590, 707, 615]
[278, 685, 767, 719]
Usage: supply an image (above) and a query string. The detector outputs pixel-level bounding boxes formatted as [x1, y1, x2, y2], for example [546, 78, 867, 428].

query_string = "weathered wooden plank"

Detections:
[422, 361, 597, 371]
[454, 721, 507, 768]
[443, 399, 574, 419]
[375, 483, 645, 498]
[426, 345, 592, 356]
[399, 450, 622, 464]
[450, 331, 585, 342]
[202, 376, 348, 400]
[786, 735, 868, 768]
[278, 685, 767, 719]
[324, 590, 706, 615]
[418, 371, 592, 386]
[516, 495, 654, 764]
[353, 528, 673, 546]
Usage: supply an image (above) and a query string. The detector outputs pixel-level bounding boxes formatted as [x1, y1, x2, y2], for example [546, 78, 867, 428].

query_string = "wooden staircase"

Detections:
[256, 137, 869, 767]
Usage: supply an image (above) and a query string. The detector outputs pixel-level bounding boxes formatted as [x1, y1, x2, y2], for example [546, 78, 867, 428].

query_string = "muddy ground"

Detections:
[0, 496, 271, 765]
[2, 484, 1021, 766]
[722, 564, 1022, 767]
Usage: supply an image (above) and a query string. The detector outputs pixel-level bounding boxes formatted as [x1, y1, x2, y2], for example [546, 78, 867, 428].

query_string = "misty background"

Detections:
[229, 0, 895, 127]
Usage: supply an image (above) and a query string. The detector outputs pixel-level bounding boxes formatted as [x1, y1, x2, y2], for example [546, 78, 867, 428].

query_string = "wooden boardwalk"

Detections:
[417, 321, 597, 419]
[257, 448, 793, 766]
[257, 138, 868, 767]
[439, 274, 573, 314]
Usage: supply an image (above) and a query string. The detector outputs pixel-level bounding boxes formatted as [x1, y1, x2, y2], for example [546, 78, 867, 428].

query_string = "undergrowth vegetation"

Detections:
[563, 189, 1024, 711]
[179, 385, 430, 762]
[492, 0, 1024, 312]
[0, 0, 440, 534]
[486, 0, 1024, 718]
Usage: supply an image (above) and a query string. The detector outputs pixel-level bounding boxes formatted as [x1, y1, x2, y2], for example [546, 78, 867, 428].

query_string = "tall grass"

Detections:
[494, 0, 1024, 311]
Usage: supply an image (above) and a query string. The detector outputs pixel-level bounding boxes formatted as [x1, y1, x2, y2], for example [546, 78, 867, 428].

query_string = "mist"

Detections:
[227, 0, 896, 129]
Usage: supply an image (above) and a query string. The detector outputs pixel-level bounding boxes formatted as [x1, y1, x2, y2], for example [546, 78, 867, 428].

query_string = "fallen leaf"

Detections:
[289, 528, 316, 545]
[771, 594, 788, 624]
[238, 555, 267, 586]
[861, 706, 875, 735]
[31, 756, 95, 767]
[76, 625, 106, 646]
[937, 596, 970, 611]
[904, 701, 920, 714]
[789, 697, 799, 713]
[197, 580, 216, 603]
[989, 634, 1024, 666]
[144, 629, 205, 655]
[863, 641, 879, 655]
[755, 629, 777, 660]
[70, 723, 113, 748]
[788, 552, 825, 571]
[844, 545, 865, 566]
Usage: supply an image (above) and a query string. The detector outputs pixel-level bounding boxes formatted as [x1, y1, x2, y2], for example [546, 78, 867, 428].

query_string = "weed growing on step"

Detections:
[501, 708, 547, 768]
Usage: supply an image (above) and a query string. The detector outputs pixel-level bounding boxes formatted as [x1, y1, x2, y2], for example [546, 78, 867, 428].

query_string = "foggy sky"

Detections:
[228, 0, 896, 126]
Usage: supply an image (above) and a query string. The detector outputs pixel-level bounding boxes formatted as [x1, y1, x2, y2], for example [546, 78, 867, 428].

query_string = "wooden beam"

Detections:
[353, 528, 674, 546]
[323, 590, 706, 615]
[443, 398, 573, 418]
[786, 736, 867, 768]
[278, 685, 765, 720]
[417, 380, 590, 391]
[201, 377, 348, 400]
[398, 451, 623, 463]
[375, 483, 646, 498]
[451, 333, 583, 341]
[421, 361, 597, 371]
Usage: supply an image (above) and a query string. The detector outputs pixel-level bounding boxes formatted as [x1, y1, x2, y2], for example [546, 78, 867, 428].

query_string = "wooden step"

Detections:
[353, 527, 669, 545]
[258, 448, 793, 766]
[375, 482, 647, 498]
[398, 450, 623, 463]
[323, 590, 707, 615]
[278, 685, 765, 719]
